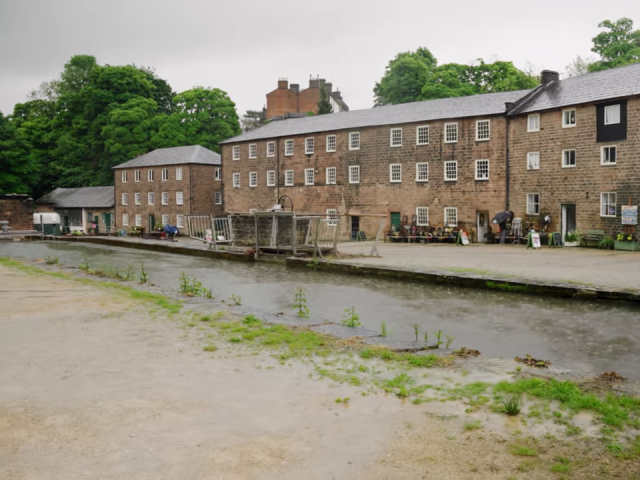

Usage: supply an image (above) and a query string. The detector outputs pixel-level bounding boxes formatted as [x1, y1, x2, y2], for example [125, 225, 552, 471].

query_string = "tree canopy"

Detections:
[317, 85, 333, 114]
[589, 18, 640, 72]
[3, 55, 241, 195]
[374, 48, 537, 105]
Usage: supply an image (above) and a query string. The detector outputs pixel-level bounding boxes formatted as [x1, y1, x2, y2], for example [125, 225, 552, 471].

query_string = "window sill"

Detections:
[600, 163, 617, 166]
[562, 165, 576, 169]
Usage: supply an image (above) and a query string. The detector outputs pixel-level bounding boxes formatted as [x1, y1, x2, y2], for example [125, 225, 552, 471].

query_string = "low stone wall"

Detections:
[0, 195, 35, 230]
[231, 214, 299, 247]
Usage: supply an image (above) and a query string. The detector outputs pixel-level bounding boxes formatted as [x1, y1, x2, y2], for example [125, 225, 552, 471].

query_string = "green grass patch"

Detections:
[494, 378, 640, 429]
[358, 347, 444, 369]
[510, 445, 538, 457]
[486, 281, 529, 292]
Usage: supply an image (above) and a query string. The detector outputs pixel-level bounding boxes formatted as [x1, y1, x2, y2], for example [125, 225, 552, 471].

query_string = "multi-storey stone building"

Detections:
[222, 64, 640, 241]
[221, 90, 528, 241]
[266, 77, 349, 119]
[112, 145, 222, 232]
[508, 64, 640, 238]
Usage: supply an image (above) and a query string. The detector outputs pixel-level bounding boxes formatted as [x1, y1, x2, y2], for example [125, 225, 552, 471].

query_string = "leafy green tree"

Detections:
[240, 109, 266, 132]
[317, 86, 333, 114]
[565, 55, 595, 77]
[589, 18, 640, 72]
[57, 55, 98, 96]
[0, 112, 35, 193]
[156, 87, 241, 152]
[373, 47, 438, 105]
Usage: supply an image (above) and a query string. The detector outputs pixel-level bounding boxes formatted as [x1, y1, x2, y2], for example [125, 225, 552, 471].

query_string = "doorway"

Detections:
[390, 212, 401, 232]
[103, 212, 112, 234]
[351, 216, 360, 240]
[148, 214, 156, 232]
[476, 210, 489, 243]
[561, 204, 576, 240]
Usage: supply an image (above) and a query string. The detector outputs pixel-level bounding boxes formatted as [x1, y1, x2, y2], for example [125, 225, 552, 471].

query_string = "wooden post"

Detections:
[291, 216, 297, 257]
[254, 214, 259, 260]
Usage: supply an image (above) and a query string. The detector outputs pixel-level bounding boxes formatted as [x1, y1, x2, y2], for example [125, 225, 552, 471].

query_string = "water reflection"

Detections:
[2, 241, 639, 379]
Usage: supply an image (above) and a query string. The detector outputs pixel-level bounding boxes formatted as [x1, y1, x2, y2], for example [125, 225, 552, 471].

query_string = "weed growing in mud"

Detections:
[178, 272, 212, 298]
[434, 330, 443, 348]
[464, 420, 483, 431]
[203, 345, 217, 352]
[501, 392, 524, 415]
[44, 256, 59, 265]
[380, 321, 388, 337]
[79, 256, 90, 271]
[445, 335, 455, 348]
[228, 294, 242, 306]
[138, 263, 149, 284]
[292, 287, 310, 318]
[335, 397, 350, 404]
[341, 306, 361, 327]
[306, 258, 320, 271]
[412, 323, 420, 341]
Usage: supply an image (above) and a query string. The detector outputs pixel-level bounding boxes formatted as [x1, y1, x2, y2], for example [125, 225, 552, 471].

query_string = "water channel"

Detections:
[2, 240, 639, 380]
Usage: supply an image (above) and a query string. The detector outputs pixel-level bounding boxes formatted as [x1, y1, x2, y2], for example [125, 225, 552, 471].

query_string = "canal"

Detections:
[2, 240, 639, 380]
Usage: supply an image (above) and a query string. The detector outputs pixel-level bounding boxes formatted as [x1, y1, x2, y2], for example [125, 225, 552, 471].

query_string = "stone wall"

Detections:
[0, 195, 35, 230]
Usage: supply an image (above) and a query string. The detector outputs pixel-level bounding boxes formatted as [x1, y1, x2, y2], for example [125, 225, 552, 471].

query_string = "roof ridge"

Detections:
[190, 145, 200, 163]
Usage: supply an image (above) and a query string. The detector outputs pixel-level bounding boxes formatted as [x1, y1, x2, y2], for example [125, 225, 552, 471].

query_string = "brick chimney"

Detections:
[277, 78, 288, 89]
[290, 83, 299, 93]
[540, 70, 559, 85]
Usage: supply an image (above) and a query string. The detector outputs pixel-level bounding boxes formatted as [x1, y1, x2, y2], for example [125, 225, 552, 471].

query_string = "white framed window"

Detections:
[285, 139, 294, 156]
[416, 207, 429, 226]
[326, 135, 336, 152]
[232, 173, 240, 188]
[305, 137, 314, 155]
[444, 123, 458, 143]
[215, 167, 221, 180]
[267, 142, 275, 157]
[134, 193, 141, 205]
[148, 169, 154, 181]
[390, 164, 402, 183]
[349, 132, 360, 150]
[562, 109, 576, 128]
[476, 120, 490, 141]
[176, 192, 184, 205]
[161, 168, 168, 181]
[601, 146, 617, 165]
[475, 159, 489, 180]
[326, 208, 338, 226]
[390, 128, 402, 147]
[161, 192, 168, 205]
[527, 152, 540, 170]
[444, 161, 457, 181]
[349, 165, 360, 184]
[528, 114, 540, 132]
[214, 192, 222, 205]
[562, 149, 576, 168]
[176, 167, 183, 181]
[285, 170, 294, 186]
[232, 145, 240, 160]
[249, 143, 257, 159]
[600, 192, 616, 217]
[121, 171, 128, 183]
[161, 214, 169, 226]
[326, 167, 336, 185]
[416, 126, 429, 145]
[416, 162, 429, 182]
[444, 207, 458, 227]
[176, 214, 184, 229]
[304, 168, 314, 185]
[526, 193, 540, 215]
[121, 193, 128, 206]
[134, 170, 140, 182]
[604, 104, 620, 125]
[135, 214, 142, 227]
[148, 192, 155, 205]
[249, 172, 257, 187]
[267, 170, 276, 187]
[122, 214, 129, 227]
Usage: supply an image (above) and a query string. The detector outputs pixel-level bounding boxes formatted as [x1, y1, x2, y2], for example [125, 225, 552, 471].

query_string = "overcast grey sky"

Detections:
[1, 0, 639, 118]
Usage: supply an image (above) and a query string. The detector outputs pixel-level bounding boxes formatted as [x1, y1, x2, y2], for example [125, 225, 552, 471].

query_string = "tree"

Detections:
[0, 112, 35, 193]
[241, 109, 266, 132]
[589, 18, 640, 72]
[565, 55, 595, 77]
[317, 86, 333, 114]
[58, 55, 98, 96]
[158, 87, 241, 152]
[374, 47, 438, 105]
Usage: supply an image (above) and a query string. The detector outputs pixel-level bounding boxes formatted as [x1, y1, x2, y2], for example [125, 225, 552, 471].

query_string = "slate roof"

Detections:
[112, 145, 221, 170]
[37, 187, 114, 208]
[221, 90, 532, 144]
[510, 62, 640, 115]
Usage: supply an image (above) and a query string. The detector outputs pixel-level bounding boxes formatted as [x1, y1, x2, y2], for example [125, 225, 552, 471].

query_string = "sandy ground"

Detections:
[0, 264, 636, 479]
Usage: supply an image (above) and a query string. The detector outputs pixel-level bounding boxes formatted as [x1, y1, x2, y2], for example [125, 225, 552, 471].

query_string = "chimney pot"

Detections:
[540, 70, 559, 85]
[277, 78, 288, 89]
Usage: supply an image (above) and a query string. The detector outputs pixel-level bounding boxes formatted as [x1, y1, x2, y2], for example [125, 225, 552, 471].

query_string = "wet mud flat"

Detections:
[1, 260, 640, 479]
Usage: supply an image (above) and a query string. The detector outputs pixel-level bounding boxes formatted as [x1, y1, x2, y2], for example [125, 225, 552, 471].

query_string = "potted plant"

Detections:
[614, 233, 639, 251]
[564, 230, 582, 247]
[598, 235, 615, 250]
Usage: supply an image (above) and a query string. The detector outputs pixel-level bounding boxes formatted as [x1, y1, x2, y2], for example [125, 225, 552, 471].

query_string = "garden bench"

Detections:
[582, 229, 605, 247]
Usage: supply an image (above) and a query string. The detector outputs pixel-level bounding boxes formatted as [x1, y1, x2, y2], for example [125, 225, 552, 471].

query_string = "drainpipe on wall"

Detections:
[503, 107, 513, 212]
[189, 164, 193, 216]
[220, 149, 224, 215]
[276, 139, 280, 202]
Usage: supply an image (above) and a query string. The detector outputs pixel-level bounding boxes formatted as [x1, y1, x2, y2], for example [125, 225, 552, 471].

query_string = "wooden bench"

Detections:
[582, 229, 605, 247]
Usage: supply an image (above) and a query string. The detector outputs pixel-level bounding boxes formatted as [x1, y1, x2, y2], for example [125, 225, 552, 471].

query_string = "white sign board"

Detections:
[205, 229, 213, 243]
[460, 231, 469, 245]
[531, 233, 541, 249]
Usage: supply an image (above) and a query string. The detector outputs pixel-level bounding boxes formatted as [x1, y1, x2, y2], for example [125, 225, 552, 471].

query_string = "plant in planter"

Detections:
[614, 233, 639, 251]
[564, 230, 583, 247]
[598, 235, 615, 250]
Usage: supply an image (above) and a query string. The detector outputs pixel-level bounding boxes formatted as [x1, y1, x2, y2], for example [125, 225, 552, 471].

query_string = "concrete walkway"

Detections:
[336, 242, 640, 293]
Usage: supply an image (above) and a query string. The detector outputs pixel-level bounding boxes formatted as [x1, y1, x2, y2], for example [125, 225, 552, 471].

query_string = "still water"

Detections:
[2, 241, 639, 379]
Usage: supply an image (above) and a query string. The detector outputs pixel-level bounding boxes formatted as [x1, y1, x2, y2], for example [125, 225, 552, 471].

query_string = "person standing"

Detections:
[492, 211, 514, 244]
